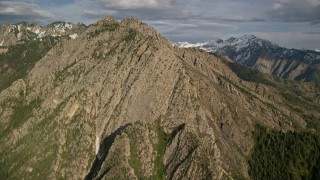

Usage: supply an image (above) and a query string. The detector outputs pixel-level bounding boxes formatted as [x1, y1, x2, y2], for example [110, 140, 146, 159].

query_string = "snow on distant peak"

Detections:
[175, 35, 283, 54]
[69, 33, 78, 39]
[34, 28, 40, 34]
[175, 35, 319, 67]
[17, 32, 22, 40]
[37, 31, 46, 38]
[65, 23, 73, 29]
[54, 23, 62, 29]
[174, 42, 205, 48]
[175, 39, 220, 51]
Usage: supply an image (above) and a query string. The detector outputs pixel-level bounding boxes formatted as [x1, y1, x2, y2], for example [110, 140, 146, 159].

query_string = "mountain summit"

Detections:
[1, 18, 320, 179]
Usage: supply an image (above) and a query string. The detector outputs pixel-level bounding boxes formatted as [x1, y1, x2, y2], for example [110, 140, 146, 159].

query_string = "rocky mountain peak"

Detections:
[121, 18, 149, 31]
[215, 38, 224, 44]
[241, 34, 257, 40]
[121, 18, 170, 44]
[1, 17, 320, 179]
[93, 16, 118, 25]
[86, 16, 171, 48]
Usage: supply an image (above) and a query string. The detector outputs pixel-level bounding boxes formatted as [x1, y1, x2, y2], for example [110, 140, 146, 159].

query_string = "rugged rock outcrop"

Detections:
[0, 17, 319, 179]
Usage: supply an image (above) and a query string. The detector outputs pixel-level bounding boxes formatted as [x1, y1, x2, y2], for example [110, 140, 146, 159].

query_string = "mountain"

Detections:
[0, 21, 87, 93]
[0, 17, 320, 179]
[175, 35, 320, 86]
[0, 21, 87, 47]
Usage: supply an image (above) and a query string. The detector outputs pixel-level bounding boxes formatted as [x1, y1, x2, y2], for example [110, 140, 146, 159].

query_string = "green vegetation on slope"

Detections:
[0, 37, 59, 92]
[129, 142, 143, 179]
[227, 62, 276, 87]
[124, 29, 137, 42]
[248, 125, 320, 180]
[227, 60, 320, 131]
[153, 122, 166, 180]
[0, 93, 42, 137]
[10, 97, 41, 131]
[0, 98, 58, 179]
[88, 22, 119, 38]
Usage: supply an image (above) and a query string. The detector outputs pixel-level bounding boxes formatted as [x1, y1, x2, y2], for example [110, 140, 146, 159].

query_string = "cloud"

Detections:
[47, 3, 88, 23]
[82, 7, 190, 20]
[253, 31, 320, 50]
[84, 10, 117, 19]
[148, 20, 239, 42]
[268, 0, 320, 23]
[187, 0, 320, 24]
[104, 0, 175, 8]
[76, 0, 320, 24]
[0, 1, 57, 24]
[0, 1, 54, 17]
[79, 0, 176, 9]
[186, 0, 268, 23]
[77, 0, 202, 23]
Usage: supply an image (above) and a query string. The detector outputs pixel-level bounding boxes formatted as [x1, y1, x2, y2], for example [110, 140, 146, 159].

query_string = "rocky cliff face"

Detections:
[0, 17, 319, 179]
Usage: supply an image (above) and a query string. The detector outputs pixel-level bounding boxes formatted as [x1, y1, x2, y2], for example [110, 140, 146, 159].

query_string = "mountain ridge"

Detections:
[0, 21, 87, 47]
[175, 35, 320, 86]
[0, 17, 320, 179]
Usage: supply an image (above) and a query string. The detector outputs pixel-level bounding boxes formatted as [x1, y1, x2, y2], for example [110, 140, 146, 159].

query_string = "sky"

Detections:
[0, 0, 319, 50]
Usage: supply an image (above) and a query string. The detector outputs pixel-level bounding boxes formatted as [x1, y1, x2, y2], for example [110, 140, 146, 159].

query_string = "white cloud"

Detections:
[98, 0, 175, 9]
[0, 1, 56, 19]
[148, 19, 238, 42]
[306, 0, 320, 7]
[47, 3, 87, 23]
[253, 31, 320, 50]
[272, 3, 283, 10]
[268, 0, 320, 23]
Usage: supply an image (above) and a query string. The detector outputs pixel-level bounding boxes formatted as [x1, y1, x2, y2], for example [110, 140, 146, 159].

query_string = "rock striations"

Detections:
[0, 17, 320, 179]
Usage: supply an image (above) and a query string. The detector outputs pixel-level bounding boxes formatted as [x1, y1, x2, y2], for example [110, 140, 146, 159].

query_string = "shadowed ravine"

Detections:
[85, 124, 131, 180]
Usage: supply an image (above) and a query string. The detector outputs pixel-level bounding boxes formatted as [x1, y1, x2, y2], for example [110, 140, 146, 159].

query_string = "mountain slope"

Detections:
[0, 36, 62, 92]
[0, 17, 320, 179]
[176, 35, 320, 86]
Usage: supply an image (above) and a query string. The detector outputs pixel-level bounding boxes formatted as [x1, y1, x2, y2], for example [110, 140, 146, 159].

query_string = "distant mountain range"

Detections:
[0, 22, 87, 46]
[175, 35, 320, 86]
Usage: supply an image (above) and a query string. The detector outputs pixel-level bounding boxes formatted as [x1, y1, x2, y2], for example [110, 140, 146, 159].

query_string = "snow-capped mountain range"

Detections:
[175, 35, 320, 83]
[0, 22, 87, 46]
[175, 35, 320, 63]
[176, 35, 274, 53]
